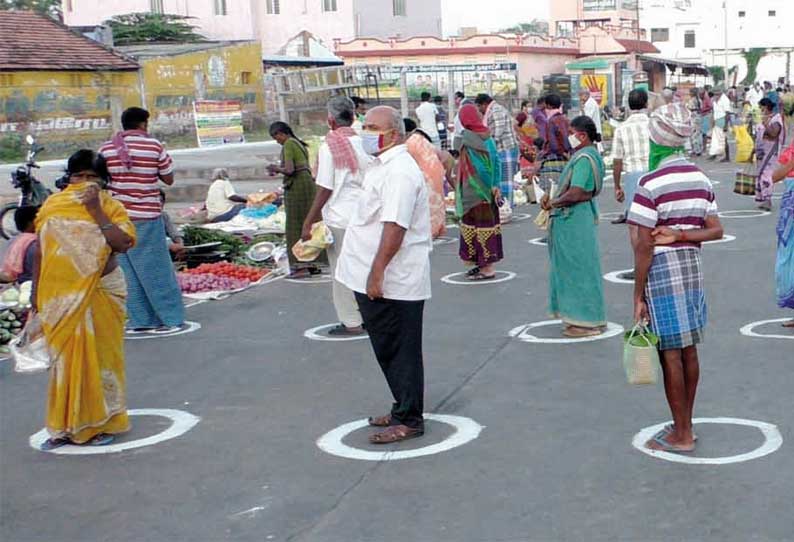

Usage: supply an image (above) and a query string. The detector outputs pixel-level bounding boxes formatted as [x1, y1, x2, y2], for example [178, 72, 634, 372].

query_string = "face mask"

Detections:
[568, 134, 581, 148]
[360, 130, 392, 156]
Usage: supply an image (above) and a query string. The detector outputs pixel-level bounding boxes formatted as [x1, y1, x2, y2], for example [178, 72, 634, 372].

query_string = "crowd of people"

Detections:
[8, 77, 793, 452]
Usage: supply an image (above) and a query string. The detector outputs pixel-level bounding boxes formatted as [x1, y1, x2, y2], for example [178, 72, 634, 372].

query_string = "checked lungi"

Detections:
[645, 247, 707, 350]
[537, 157, 568, 194]
[499, 148, 519, 205]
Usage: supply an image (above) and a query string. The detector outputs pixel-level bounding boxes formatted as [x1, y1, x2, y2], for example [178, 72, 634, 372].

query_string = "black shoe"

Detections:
[327, 324, 367, 337]
[611, 214, 627, 225]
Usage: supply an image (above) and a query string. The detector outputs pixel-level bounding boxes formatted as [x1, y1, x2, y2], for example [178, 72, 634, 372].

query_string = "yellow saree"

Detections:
[35, 184, 136, 443]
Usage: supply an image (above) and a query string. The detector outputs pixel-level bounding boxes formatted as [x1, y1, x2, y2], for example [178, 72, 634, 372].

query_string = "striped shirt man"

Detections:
[99, 130, 174, 220]
[484, 101, 518, 152]
[627, 155, 718, 252]
[612, 112, 650, 173]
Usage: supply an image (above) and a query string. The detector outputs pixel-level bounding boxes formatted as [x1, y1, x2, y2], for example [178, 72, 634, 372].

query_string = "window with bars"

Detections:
[684, 30, 696, 48]
[214, 0, 228, 15]
[322, 0, 338, 12]
[150, 0, 164, 13]
[393, 0, 406, 16]
[582, 0, 617, 11]
[266, 0, 280, 14]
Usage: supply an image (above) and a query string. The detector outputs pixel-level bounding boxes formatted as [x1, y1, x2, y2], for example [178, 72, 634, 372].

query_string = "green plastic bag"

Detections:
[623, 324, 661, 385]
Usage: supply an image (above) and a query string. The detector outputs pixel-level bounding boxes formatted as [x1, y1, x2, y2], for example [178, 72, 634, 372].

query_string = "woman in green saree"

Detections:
[541, 115, 607, 337]
[267, 122, 327, 278]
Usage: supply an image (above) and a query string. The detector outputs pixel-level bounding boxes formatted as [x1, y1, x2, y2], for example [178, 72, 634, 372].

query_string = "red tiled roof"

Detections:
[0, 10, 139, 71]
[615, 39, 660, 54]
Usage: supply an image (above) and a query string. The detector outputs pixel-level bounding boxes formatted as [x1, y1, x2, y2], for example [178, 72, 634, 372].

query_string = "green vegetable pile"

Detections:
[182, 227, 248, 259]
[0, 306, 26, 354]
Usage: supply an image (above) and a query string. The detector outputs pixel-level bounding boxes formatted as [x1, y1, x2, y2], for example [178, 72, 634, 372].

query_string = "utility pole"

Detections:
[723, 0, 729, 85]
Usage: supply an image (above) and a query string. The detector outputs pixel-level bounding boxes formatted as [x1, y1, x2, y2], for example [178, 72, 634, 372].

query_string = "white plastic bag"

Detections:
[11, 313, 52, 374]
[709, 126, 726, 157]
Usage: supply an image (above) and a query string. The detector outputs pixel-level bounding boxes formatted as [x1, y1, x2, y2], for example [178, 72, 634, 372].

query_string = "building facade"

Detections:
[62, 0, 442, 55]
[550, 0, 641, 38]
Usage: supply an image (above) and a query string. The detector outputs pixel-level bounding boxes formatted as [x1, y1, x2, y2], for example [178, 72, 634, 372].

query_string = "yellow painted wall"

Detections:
[0, 70, 140, 159]
[139, 42, 266, 137]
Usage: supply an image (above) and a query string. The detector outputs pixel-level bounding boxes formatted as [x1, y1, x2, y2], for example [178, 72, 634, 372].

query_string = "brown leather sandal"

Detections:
[368, 414, 392, 427]
[369, 425, 424, 445]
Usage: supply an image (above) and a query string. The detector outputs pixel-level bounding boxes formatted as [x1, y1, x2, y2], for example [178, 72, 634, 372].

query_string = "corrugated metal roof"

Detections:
[0, 11, 138, 71]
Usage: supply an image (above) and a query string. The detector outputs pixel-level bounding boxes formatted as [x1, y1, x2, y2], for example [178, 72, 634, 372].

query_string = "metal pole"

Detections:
[400, 70, 409, 119]
[447, 70, 456, 123]
[723, 1, 729, 85]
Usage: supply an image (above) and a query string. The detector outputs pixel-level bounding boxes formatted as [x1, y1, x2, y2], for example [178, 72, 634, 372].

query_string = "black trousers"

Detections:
[355, 293, 425, 429]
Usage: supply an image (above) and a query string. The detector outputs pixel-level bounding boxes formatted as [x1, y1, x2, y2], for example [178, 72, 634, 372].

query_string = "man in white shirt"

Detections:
[579, 89, 603, 142]
[336, 105, 432, 444]
[611, 89, 651, 225]
[206, 168, 248, 222]
[302, 96, 372, 337]
[415, 92, 440, 148]
[710, 86, 732, 162]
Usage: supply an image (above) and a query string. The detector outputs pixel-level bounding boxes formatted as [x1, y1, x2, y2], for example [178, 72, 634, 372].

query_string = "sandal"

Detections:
[467, 273, 496, 282]
[562, 326, 603, 338]
[368, 414, 392, 427]
[41, 437, 71, 451]
[85, 434, 115, 447]
[465, 266, 481, 277]
[646, 433, 695, 453]
[781, 320, 794, 328]
[369, 424, 424, 445]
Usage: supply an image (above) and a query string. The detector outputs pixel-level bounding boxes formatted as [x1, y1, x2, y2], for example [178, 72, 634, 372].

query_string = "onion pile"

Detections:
[177, 273, 250, 294]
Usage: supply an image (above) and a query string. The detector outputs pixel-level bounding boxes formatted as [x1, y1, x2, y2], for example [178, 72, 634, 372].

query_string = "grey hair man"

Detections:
[336, 105, 432, 444]
[301, 95, 373, 336]
[579, 88, 603, 140]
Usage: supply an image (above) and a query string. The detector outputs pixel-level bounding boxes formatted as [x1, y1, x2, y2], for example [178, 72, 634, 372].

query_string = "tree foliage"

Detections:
[500, 20, 550, 36]
[106, 13, 206, 45]
[0, 0, 62, 19]
[740, 48, 766, 86]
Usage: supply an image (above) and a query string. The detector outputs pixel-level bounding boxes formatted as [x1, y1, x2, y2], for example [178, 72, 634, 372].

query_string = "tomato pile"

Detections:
[184, 262, 270, 282]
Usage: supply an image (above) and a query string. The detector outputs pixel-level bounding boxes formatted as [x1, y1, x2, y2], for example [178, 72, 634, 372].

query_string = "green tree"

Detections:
[500, 19, 550, 36]
[0, 0, 62, 19]
[106, 13, 206, 45]
[740, 48, 766, 86]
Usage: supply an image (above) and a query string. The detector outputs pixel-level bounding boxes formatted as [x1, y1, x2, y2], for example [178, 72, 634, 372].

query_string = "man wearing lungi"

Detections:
[628, 103, 724, 454]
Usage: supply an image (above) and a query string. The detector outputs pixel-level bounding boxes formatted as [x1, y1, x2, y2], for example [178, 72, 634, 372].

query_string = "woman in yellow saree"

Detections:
[34, 150, 136, 450]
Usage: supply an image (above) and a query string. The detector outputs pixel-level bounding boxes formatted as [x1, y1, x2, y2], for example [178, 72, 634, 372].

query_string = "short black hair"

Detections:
[628, 89, 648, 111]
[121, 107, 150, 130]
[66, 149, 110, 183]
[433, 95, 443, 103]
[421, 92, 431, 102]
[474, 93, 493, 105]
[570, 115, 602, 143]
[521, 100, 530, 109]
[544, 93, 562, 109]
[14, 205, 38, 232]
[350, 96, 367, 108]
[537, 96, 546, 106]
[454, 91, 465, 100]
[403, 117, 417, 133]
[759, 97, 775, 111]
[532, 137, 545, 149]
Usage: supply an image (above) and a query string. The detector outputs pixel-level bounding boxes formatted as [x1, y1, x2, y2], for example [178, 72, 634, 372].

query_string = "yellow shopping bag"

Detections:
[734, 125, 754, 163]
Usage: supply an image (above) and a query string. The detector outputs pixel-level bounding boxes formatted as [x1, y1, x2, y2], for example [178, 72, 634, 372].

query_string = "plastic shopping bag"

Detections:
[291, 222, 334, 262]
[734, 126, 753, 163]
[622, 324, 661, 385]
[709, 126, 726, 157]
[11, 313, 52, 374]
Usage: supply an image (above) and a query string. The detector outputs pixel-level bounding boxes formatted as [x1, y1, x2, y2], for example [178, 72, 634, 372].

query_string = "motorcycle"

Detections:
[0, 135, 60, 240]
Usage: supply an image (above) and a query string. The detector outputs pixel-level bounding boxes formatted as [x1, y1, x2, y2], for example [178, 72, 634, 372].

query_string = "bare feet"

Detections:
[782, 320, 794, 328]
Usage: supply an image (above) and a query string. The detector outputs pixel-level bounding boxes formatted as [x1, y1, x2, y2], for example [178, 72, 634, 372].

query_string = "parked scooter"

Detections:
[0, 135, 55, 240]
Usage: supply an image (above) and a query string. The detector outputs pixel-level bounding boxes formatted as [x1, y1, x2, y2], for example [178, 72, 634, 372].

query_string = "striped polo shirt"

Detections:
[99, 130, 174, 220]
[627, 155, 718, 253]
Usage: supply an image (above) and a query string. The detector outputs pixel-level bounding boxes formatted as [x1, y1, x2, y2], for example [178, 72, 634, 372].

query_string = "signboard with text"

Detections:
[193, 100, 245, 147]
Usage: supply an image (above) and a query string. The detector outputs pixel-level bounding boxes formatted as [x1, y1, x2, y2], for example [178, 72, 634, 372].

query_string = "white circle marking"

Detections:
[509, 320, 624, 344]
[739, 318, 794, 340]
[527, 237, 548, 247]
[304, 323, 370, 342]
[285, 275, 332, 284]
[316, 414, 483, 461]
[30, 408, 200, 455]
[703, 234, 736, 245]
[603, 268, 634, 284]
[632, 417, 783, 465]
[433, 236, 457, 246]
[441, 271, 517, 286]
[717, 210, 771, 219]
[509, 212, 532, 223]
[599, 211, 624, 221]
[125, 321, 201, 340]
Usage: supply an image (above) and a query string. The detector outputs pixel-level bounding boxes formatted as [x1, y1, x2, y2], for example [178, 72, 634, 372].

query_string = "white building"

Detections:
[62, 0, 442, 55]
[640, 0, 792, 84]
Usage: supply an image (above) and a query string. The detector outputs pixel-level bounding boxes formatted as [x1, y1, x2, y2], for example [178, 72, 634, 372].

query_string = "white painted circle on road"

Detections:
[604, 268, 634, 284]
[703, 234, 736, 245]
[632, 417, 783, 465]
[445, 223, 459, 230]
[739, 318, 794, 340]
[528, 237, 548, 247]
[509, 320, 624, 344]
[433, 236, 457, 246]
[184, 299, 208, 309]
[286, 274, 332, 284]
[600, 211, 624, 221]
[304, 323, 369, 342]
[316, 414, 483, 461]
[510, 212, 532, 223]
[441, 271, 516, 286]
[125, 321, 201, 340]
[718, 210, 771, 219]
[30, 408, 200, 455]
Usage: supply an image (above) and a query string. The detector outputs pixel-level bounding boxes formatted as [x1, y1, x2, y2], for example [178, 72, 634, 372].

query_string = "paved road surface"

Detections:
[1, 159, 792, 542]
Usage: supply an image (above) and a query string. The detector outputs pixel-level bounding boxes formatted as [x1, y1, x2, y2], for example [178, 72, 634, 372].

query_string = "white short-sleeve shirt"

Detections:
[416, 102, 440, 139]
[315, 136, 372, 229]
[205, 179, 237, 220]
[336, 144, 432, 301]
